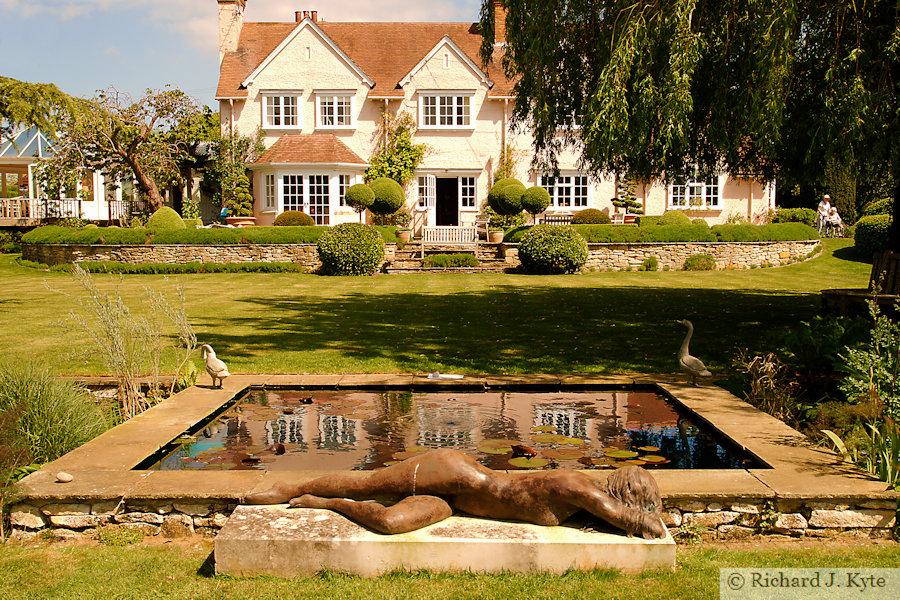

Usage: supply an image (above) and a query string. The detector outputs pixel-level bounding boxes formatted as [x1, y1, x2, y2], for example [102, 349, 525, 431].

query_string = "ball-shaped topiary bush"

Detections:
[855, 214, 892, 257]
[345, 183, 375, 213]
[146, 206, 187, 230]
[861, 198, 892, 217]
[682, 253, 716, 271]
[571, 208, 611, 224]
[691, 218, 709, 228]
[273, 210, 315, 226]
[369, 177, 405, 216]
[487, 178, 526, 215]
[658, 210, 692, 227]
[518, 224, 589, 274]
[316, 223, 386, 275]
[521, 186, 551, 217]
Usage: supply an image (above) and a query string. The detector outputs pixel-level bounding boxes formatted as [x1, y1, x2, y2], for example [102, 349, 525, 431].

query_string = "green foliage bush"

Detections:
[692, 219, 709, 228]
[773, 207, 817, 227]
[711, 223, 819, 241]
[273, 211, 315, 227]
[368, 177, 405, 216]
[854, 214, 892, 256]
[371, 207, 412, 227]
[658, 211, 692, 227]
[571, 224, 717, 243]
[0, 361, 109, 463]
[50, 261, 309, 274]
[487, 178, 526, 216]
[640, 256, 658, 271]
[571, 208, 611, 224]
[146, 207, 187, 231]
[22, 225, 151, 245]
[682, 254, 716, 271]
[518, 225, 588, 274]
[181, 218, 202, 229]
[423, 254, 480, 268]
[0, 230, 22, 253]
[861, 198, 892, 217]
[635, 215, 662, 227]
[521, 186, 551, 216]
[483, 204, 527, 229]
[316, 223, 385, 275]
[345, 183, 375, 213]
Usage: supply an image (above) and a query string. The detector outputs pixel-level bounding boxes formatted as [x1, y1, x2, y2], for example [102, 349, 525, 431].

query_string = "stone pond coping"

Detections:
[12, 373, 897, 541]
[22, 239, 820, 272]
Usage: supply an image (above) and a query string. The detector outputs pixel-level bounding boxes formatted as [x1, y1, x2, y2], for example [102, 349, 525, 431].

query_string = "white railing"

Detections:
[422, 226, 477, 244]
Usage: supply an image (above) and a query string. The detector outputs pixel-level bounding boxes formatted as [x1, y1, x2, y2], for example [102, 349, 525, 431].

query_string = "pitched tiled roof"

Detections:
[251, 134, 368, 165]
[216, 21, 516, 99]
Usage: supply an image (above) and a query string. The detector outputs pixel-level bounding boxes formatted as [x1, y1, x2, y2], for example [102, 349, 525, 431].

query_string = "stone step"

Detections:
[215, 505, 675, 577]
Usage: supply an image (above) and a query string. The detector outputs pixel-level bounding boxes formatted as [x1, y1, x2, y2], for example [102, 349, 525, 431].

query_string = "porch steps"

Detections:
[385, 242, 513, 274]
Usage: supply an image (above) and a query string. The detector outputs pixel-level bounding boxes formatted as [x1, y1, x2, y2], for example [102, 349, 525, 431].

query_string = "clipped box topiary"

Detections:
[369, 177, 405, 216]
[146, 206, 187, 230]
[861, 198, 892, 217]
[518, 224, 588, 274]
[571, 208, 611, 224]
[488, 178, 526, 216]
[521, 186, 551, 219]
[345, 183, 375, 214]
[273, 210, 315, 226]
[657, 210, 692, 227]
[316, 222, 386, 275]
[855, 214, 892, 257]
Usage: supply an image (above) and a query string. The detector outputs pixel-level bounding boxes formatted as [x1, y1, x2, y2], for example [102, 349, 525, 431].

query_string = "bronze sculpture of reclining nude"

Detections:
[245, 449, 667, 539]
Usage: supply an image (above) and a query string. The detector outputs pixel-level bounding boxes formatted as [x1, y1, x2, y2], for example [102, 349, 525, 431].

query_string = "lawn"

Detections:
[0, 239, 869, 375]
[0, 539, 897, 599]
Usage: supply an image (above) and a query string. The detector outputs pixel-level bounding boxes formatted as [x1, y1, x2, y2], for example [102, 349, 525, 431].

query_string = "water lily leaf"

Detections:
[531, 425, 556, 432]
[560, 437, 586, 445]
[638, 446, 660, 452]
[478, 444, 512, 455]
[532, 433, 567, 443]
[542, 449, 584, 460]
[382, 461, 400, 467]
[508, 457, 549, 468]
[405, 446, 430, 452]
[605, 450, 639, 459]
[626, 459, 647, 466]
[482, 438, 522, 446]
[641, 455, 667, 463]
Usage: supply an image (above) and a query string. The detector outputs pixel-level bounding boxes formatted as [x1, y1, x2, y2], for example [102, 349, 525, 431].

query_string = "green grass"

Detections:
[0, 540, 896, 599]
[0, 239, 869, 376]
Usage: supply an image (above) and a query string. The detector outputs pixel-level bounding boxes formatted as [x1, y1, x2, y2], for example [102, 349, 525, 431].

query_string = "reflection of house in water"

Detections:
[415, 405, 477, 448]
[265, 409, 307, 447]
[533, 405, 588, 439]
[317, 414, 361, 449]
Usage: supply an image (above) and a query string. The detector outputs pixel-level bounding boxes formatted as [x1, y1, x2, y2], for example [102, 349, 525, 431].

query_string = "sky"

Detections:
[0, 0, 482, 108]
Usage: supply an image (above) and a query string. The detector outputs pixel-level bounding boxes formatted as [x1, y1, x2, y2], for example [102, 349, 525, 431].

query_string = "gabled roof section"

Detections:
[399, 35, 493, 89]
[251, 134, 367, 166]
[0, 127, 53, 160]
[240, 19, 374, 91]
[216, 20, 516, 100]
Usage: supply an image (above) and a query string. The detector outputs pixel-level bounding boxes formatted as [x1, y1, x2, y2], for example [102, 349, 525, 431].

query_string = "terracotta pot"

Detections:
[489, 230, 504, 243]
[225, 216, 257, 227]
[397, 229, 411, 242]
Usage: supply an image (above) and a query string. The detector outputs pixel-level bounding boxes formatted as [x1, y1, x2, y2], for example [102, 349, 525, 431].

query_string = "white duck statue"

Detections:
[200, 344, 230, 388]
[676, 319, 712, 386]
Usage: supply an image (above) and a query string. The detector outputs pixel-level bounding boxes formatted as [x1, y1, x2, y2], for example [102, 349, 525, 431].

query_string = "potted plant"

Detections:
[223, 173, 256, 227]
[396, 228, 412, 242]
[489, 227, 505, 243]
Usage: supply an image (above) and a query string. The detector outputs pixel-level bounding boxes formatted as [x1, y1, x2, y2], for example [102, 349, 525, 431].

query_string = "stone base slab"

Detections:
[214, 505, 676, 577]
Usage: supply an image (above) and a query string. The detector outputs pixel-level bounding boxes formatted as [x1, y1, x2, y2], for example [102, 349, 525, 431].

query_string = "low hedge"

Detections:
[710, 223, 819, 241]
[45, 261, 310, 274]
[22, 225, 403, 246]
[504, 222, 817, 244]
[423, 254, 480, 268]
[773, 207, 817, 227]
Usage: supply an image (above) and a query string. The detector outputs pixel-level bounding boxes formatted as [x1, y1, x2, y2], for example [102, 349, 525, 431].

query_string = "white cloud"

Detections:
[102, 45, 122, 56]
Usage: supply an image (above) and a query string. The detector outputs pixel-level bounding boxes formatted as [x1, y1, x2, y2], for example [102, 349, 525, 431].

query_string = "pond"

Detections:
[144, 388, 762, 472]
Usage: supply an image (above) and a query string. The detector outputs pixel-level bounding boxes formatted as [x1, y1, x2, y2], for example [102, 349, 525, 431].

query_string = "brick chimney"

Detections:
[493, 0, 506, 44]
[217, 0, 246, 65]
[295, 10, 319, 23]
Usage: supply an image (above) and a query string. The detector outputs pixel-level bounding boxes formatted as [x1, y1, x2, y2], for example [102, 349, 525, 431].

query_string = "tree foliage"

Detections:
[38, 87, 200, 211]
[0, 76, 73, 139]
[366, 110, 428, 185]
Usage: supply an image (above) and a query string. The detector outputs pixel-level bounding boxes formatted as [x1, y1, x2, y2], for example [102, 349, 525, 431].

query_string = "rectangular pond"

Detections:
[140, 388, 764, 472]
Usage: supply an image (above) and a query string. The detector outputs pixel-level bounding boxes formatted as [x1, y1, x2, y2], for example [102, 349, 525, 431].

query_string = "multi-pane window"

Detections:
[264, 174, 275, 209]
[418, 175, 435, 208]
[540, 175, 589, 208]
[338, 175, 351, 206]
[671, 176, 719, 208]
[318, 95, 352, 128]
[421, 94, 471, 127]
[282, 175, 303, 211]
[459, 177, 476, 208]
[308, 175, 330, 225]
[264, 94, 299, 128]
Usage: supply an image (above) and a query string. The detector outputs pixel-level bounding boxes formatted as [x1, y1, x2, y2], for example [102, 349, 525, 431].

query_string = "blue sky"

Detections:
[1, 0, 481, 108]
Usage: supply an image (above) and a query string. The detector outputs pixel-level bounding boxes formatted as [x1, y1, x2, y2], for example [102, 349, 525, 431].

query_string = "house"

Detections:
[0, 126, 132, 225]
[215, 0, 775, 231]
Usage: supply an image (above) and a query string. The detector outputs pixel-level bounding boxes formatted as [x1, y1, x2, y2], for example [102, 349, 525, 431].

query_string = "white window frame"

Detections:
[315, 92, 354, 129]
[338, 174, 352, 206]
[263, 174, 276, 211]
[261, 91, 302, 129]
[669, 174, 721, 209]
[459, 176, 476, 210]
[417, 175, 436, 210]
[418, 91, 474, 129]
[540, 174, 589, 208]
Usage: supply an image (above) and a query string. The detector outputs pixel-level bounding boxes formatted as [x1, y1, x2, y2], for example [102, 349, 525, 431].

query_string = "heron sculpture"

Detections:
[200, 344, 230, 388]
[676, 319, 712, 386]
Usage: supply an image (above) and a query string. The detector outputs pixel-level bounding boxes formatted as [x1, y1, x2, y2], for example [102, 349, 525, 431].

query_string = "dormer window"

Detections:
[262, 91, 301, 129]
[418, 92, 473, 129]
[316, 92, 354, 129]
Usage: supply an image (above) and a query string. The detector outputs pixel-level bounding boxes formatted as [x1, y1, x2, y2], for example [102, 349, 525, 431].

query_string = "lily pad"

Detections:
[638, 446, 660, 452]
[508, 456, 549, 469]
[482, 438, 522, 446]
[531, 425, 557, 432]
[560, 437, 586, 445]
[532, 433, 567, 443]
[605, 450, 639, 459]
[626, 459, 647, 466]
[478, 444, 512, 455]
[641, 455, 668, 463]
[542, 449, 584, 460]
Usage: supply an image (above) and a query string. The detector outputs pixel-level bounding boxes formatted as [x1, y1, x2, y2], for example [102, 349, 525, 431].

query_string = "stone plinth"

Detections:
[214, 505, 675, 577]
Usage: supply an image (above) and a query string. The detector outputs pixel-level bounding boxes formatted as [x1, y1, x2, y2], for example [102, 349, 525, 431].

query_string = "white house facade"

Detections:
[215, 0, 775, 231]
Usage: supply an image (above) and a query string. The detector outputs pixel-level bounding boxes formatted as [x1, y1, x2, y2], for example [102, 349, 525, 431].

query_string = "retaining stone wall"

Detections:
[24, 240, 818, 272]
[11, 496, 895, 541]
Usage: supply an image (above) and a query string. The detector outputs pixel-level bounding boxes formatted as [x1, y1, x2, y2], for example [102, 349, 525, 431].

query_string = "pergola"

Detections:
[0, 126, 51, 198]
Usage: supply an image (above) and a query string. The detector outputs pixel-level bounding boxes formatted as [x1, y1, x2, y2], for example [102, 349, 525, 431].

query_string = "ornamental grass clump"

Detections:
[518, 224, 588, 274]
[316, 223, 385, 275]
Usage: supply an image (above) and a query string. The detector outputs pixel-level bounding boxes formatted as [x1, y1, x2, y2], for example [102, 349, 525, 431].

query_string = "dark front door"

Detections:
[435, 177, 458, 226]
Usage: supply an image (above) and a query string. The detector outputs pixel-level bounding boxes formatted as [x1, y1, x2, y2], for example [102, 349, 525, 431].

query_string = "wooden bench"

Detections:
[821, 250, 900, 316]
[540, 214, 573, 225]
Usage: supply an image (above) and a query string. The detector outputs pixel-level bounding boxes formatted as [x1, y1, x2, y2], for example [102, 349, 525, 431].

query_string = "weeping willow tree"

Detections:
[0, 76, 73, 140]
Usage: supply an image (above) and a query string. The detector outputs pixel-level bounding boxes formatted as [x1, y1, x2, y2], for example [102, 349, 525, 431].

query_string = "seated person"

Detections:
[826, 206, 843, 237]
[245, 448, 667, 539]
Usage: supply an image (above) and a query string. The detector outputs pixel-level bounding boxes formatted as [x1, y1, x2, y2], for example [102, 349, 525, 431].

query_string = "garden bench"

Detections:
[420, 226, 478, 258]
[540, 213, 573, 225]
[821, 250, 900, 316]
